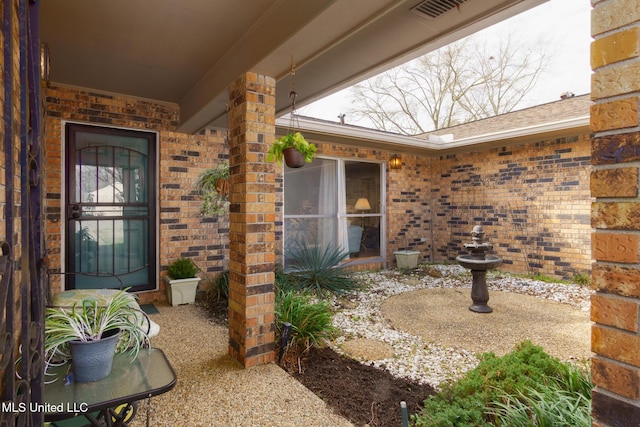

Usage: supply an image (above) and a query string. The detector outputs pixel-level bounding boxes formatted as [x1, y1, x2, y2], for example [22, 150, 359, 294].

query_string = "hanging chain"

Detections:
[288, 56, 300, 134]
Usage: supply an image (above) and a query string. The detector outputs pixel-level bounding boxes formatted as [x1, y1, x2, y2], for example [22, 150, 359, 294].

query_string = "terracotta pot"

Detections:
[215, 178, 229, 197]
[283, 147, 305, 168]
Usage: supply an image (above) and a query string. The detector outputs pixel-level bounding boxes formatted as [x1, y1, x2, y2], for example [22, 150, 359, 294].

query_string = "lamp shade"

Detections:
[354, 198, 371, 211]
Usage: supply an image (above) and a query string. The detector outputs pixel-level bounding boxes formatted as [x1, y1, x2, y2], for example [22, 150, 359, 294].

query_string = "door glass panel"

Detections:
[345, 161, 382, 258]
[67, 125, 155, 291]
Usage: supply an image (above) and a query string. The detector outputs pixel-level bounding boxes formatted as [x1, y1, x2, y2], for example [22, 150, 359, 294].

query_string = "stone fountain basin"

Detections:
[456, 254, 502, 271]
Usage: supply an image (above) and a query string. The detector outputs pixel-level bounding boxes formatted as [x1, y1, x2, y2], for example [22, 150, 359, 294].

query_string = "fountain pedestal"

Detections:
[470, 270, 492, 313]
[456, 225, 501, 314]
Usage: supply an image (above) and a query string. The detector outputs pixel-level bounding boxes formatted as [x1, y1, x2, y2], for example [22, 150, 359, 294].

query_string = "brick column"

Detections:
[590, 1, 640, 424]
[227, 72, 276, 368]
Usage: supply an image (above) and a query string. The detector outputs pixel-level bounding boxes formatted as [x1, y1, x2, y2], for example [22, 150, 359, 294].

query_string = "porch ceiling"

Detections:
[40, 0, 546, 134]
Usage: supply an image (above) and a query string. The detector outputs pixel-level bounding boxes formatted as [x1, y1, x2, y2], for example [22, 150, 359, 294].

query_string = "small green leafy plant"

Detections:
[267, 132, 317, 165]
[286, 240, 359, 297]
[167, 257, 198, 279]
[45, 288, 150, 379]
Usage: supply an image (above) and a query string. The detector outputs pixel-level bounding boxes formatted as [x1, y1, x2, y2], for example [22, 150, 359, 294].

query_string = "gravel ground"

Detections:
[130, 264, 592, 425]
[330, 264, 592, 388]
[129, 304, 353, 427]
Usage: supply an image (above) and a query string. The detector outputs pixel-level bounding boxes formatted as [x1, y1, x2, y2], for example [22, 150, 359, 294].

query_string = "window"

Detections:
[283, 157, 383, 267]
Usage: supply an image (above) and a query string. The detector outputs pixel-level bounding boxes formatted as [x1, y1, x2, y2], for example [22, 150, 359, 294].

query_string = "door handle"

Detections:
[69, 204, 81, 219]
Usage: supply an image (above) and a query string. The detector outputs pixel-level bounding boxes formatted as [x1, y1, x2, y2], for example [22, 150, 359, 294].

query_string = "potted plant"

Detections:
[195, 162, 229, 216]
[164, 257, 201, 306]
[44, 288, 150, 383]
[267, 131, 317, 168]
[394, 250, 420, 269]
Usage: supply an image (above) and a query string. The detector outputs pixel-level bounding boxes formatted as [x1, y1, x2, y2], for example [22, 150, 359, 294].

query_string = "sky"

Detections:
[299, 0, 592, 127]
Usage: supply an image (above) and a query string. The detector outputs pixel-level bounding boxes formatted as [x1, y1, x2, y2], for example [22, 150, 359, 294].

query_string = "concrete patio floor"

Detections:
[129, 304, 352, 427]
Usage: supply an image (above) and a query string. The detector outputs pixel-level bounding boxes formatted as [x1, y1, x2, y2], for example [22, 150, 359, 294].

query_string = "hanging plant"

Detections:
[195, 162, 229, 216]
[267, 58, 317, 168]
[267, 131, 316, 167]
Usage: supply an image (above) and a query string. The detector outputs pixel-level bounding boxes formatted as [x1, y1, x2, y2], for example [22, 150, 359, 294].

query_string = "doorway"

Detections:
[65, 123, 156, 291]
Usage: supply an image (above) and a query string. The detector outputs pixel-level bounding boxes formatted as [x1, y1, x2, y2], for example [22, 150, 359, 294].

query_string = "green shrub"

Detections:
[275, 290, 337, 357]
[286, 240, 359, 296]
[412, 341, 592, 427]
[167, 258, 198, 279]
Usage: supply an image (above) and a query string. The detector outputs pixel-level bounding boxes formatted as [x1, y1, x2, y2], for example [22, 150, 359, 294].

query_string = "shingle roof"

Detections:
[421, 93, 591, 141]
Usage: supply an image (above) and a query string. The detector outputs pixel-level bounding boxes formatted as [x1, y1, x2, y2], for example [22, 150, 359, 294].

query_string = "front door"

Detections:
[65, 123, 156, 291]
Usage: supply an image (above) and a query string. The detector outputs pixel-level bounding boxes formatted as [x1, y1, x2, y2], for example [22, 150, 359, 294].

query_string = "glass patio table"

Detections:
[44, 348, 176, 426]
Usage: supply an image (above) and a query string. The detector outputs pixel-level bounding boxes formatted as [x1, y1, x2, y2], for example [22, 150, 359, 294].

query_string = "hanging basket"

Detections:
[283, 147, 305, 168]
[215, 177, 229, 197]
[266, 58, 316, 168]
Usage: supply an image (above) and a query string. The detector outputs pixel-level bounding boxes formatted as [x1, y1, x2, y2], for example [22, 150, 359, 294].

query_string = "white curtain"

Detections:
[317, 160, 337, 249]
[337, 161, 349, 255]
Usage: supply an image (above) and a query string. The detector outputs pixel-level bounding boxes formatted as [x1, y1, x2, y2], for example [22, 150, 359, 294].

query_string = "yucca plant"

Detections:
[286, 240, 359, 297]
[45, 288, 150, 380]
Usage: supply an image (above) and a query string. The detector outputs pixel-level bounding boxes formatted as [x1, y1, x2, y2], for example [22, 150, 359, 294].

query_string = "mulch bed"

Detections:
[202, 298, 437, 426]
[288, 347, 436, 427]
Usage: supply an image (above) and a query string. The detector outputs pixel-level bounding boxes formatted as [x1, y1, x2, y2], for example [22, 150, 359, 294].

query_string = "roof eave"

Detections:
[279, 115, 591, 155]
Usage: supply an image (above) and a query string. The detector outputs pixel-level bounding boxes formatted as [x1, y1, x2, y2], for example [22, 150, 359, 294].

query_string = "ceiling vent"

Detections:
[411, 0, 468, 19]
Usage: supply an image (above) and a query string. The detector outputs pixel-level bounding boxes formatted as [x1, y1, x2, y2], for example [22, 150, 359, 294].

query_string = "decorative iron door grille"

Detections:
[1, 1, 45, 426]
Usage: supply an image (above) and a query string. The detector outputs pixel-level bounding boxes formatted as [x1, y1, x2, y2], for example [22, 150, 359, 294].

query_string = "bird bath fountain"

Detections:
[456, 225, 502, 313]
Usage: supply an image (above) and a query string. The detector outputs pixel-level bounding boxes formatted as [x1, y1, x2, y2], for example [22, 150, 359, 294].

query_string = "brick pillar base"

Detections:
[227, 72, 276, 368]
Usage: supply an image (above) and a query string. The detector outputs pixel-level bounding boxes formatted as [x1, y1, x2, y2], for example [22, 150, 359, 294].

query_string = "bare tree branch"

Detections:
[347, 32, 550, 135]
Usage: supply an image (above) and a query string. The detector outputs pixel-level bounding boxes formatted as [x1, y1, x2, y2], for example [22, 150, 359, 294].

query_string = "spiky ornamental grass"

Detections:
[275, 289, 337, 356]
[285, 240, 360, 297]
[44, 289, 150, 380]
[490, 361, 592, 427]
[490, 384, 592, 427]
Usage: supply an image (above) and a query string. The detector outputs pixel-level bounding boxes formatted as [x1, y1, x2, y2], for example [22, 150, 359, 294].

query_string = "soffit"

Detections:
[40, 0, 546, 134]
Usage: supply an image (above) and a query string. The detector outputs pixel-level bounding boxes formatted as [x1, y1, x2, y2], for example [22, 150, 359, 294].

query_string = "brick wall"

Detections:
[314, 133, 592, 279]
[42, 81, 595, 304]
[431, 133, 592, 279]
[590, 0, 640, 424]
[43, 85, 229, 303]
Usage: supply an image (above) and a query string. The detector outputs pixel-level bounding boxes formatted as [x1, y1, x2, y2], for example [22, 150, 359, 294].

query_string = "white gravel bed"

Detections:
[329, 264, 592, 389]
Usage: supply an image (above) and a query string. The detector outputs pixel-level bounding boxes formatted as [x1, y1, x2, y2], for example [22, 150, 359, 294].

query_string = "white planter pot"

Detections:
[163, 276, 201, 306]
[394, 251, 420, 269]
